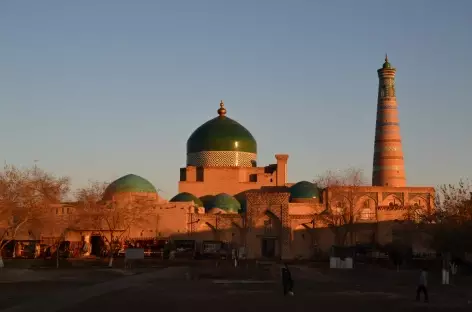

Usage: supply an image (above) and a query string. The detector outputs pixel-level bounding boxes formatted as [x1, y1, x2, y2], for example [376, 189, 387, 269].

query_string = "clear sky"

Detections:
[1, 0, 471, 198]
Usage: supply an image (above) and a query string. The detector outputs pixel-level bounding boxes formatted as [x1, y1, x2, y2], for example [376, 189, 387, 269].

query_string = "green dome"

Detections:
[187, 103, 257, 154]
[103, 174, 157, 200]
[200, 195, 215, 210]
[290, 181, 320, 200]
[170, 192, 204, 207]
[209, 193, 241, 213]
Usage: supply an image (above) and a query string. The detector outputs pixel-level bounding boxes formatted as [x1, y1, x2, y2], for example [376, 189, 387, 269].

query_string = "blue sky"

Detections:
[1, 0, 471, 197]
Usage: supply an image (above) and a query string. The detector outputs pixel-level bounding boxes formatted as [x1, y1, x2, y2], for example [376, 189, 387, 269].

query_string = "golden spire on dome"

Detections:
[217, 100, 227, 116]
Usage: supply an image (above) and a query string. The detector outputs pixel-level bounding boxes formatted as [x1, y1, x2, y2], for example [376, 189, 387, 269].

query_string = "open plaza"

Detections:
[1, 260, 472, 312]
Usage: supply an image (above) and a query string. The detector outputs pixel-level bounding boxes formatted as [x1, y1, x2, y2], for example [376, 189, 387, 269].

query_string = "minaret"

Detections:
[372, 55, 406, 187]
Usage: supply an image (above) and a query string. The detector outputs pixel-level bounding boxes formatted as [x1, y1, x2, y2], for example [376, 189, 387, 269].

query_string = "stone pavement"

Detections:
[2, 265, 472, 312]
[60, 271, 472, 312]
[1, 267, 188, 312]
[0, 268, 133, 283]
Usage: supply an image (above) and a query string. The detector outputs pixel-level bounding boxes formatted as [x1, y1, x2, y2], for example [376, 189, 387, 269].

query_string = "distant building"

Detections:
[10, 57, 434, 260]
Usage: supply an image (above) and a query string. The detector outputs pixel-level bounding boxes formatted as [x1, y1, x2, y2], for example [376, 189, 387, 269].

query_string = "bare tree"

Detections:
[398, 180, 472, 263]
[314, 167, 365, 189]
[428, 179, 472, 257]
[0, 164, 70, 267]
[75, 181, 154, 267]
[435, 179, 472, 223]
[314, 168, 367, 246]
[75, 180, 109, 204]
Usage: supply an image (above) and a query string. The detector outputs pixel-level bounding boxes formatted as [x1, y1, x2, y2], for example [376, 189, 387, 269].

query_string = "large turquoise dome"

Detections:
[208, 193, 241, 213]
[290, 181, 320, 201]
[186, 101, 257, 167]
[170, 192, 204, 207]
[103, 174, 157, 200]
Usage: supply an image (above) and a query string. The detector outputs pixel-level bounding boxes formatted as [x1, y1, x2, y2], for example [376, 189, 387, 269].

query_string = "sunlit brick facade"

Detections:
[11, 58, 434, 260]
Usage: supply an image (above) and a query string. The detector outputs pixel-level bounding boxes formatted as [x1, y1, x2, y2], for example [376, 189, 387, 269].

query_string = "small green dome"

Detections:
[290, 181, 320, 200]
[103, 174, 157, 200]
[187, 102, 257, 154]
[200, 195, 215, 211]
[170, 192, 203, 207]
[209, 193, 241, 213]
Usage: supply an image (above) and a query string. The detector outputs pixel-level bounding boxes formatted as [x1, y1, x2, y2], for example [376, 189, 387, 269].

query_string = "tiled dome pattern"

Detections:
[187, 151, 256, 167]
[102, 174, 157, 200]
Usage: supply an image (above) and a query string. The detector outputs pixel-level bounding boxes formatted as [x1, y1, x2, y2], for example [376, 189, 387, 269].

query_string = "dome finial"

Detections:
[382, 54, 391, 69]
[217, 100, 227, 116]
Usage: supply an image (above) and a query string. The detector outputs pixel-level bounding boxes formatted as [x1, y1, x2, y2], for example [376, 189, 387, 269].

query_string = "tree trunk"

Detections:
[56, 247, 60, 269]
[0, 244, 4, 268]
[108, 254, 114, 268]
[333, 228, 340, 246]
[108, 234, 114, 268]
[341, 228, 349, 246]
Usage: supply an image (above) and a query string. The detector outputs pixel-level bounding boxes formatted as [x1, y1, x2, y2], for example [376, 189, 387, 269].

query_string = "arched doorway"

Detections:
[90, 234, 104, 256]
[255, 210, 281, 259]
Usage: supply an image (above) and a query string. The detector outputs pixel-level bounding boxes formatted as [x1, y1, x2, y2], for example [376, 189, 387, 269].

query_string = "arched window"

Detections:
[264, 219, 273, 233]
[360, 208, 372, 220]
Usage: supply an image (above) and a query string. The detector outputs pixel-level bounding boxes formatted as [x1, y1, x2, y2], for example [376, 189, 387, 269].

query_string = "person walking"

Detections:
[416, 268, 429, 302]
[281, 263, 294, 296]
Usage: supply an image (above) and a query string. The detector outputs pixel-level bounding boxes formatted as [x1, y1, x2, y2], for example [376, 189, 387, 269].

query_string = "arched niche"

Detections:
[254, 210, 282, 235]
[380, 194, 403, 207]
[356, 195, 378, 221]
[329, 194, 351, 215]
[408, 195, 428, 208]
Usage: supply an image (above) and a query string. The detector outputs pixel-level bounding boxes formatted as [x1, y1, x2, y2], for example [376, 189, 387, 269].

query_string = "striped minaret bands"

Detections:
[372, 55, 406, 187]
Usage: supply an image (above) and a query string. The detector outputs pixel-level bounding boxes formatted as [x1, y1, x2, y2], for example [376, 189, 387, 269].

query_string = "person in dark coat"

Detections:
[281, 263, 294, 296]
[416, 268, 429, 302]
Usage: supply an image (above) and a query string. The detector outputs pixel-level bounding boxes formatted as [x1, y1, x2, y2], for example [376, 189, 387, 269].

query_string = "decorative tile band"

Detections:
[374, 155, 404, 160]
[389, 176, 406, 180]
[187, 151, 257, 167]
[372, 172, 406, 179]
[373, 165, 404, 172]
[375, 139, 402, 143]
[377, 105, 397, 109]
[376, 121, 400, 127]
[373, 156, 404, 165]
[375, 128, 399, 135]
[374, 146, 401, 152]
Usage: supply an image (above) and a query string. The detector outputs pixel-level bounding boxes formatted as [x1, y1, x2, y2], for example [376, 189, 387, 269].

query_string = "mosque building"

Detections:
[31, 57, 435, 260]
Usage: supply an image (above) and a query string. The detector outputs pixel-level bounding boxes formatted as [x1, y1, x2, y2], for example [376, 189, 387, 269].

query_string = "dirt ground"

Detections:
[1, 263, 472, 312]
[63, 265, 472, 312]
[0, 268, 131, 310]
